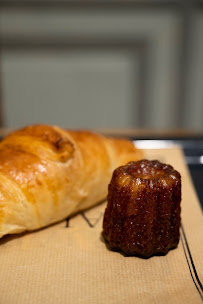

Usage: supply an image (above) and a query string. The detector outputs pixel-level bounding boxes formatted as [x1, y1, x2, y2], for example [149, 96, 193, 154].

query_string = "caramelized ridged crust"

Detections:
[102, 160, 181, 258]
[0, 125, 143, 238]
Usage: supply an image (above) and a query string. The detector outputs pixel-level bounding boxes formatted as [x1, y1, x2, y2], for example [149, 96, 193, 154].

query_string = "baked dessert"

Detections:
[102, 159, 181, 258]
[0, 124, 143, 239]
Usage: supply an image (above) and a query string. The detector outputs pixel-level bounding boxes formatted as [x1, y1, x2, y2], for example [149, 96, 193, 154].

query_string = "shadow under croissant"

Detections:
[0, 199, 107, 245]
[0, 222, 60, 245]
[0, 217, 72, 245]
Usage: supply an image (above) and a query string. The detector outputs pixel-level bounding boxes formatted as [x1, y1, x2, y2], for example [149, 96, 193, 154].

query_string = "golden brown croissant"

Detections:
[0, 124, 143, 238]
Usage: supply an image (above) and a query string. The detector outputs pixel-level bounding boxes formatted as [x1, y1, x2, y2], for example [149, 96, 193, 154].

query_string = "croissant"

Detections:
[0, 124, 143, 238]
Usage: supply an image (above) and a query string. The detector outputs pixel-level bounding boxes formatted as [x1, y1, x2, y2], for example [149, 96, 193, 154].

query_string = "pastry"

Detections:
[102, 159, 181, 257]
[0, 124, 143, 238]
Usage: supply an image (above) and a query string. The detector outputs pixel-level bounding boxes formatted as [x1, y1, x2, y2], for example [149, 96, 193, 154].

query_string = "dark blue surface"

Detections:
[188, 164, 203, 210]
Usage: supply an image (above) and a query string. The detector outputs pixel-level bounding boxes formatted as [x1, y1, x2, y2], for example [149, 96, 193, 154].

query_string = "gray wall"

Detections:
[1, 2, 203, 130]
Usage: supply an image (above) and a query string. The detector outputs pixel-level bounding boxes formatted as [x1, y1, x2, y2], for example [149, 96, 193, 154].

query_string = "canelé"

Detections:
[102, 159, 181, 258]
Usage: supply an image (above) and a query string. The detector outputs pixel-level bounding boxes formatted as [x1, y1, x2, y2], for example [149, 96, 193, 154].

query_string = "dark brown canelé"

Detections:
[102, 159, 181, 258]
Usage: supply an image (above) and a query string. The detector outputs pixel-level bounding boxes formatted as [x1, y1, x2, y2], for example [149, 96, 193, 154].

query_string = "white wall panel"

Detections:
[0, 8, 182, 129]
[2, 51, 139, 128]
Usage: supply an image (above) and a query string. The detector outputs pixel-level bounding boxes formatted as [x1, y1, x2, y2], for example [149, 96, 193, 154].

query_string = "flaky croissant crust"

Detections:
[0, 124, 143, 238]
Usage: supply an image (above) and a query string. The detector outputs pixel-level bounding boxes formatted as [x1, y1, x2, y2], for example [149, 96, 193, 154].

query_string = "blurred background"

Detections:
[0, 0, 203, 132]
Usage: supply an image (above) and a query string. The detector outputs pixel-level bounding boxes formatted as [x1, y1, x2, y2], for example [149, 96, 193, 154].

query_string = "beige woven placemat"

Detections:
[0, 148, 202, 304]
